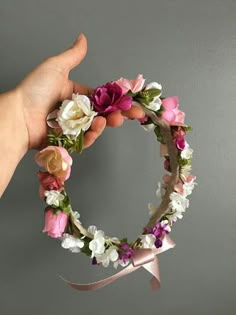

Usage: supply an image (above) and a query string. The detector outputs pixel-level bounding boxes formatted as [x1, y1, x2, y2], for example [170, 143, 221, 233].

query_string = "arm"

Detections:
[0, 33, 144, 198]
[0, 90, 28, 196]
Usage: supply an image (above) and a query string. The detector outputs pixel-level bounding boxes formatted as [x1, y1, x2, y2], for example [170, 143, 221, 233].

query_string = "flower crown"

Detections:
[35, 74, 196, 291]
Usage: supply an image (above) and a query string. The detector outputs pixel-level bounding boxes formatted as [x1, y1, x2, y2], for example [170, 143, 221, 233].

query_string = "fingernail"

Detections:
[77, 33, 84, 41]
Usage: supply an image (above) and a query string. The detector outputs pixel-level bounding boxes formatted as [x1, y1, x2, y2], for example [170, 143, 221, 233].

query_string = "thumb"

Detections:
[56, 33, 87, 71]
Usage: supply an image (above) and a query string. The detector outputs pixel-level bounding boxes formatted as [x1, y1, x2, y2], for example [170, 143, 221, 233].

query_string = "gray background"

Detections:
[0, 0, 235, 314]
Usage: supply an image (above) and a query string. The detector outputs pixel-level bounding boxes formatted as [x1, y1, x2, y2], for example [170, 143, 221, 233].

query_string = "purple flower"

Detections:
[119, 243, 134, 264]
[152, 221, 171, 238]
[154, 239, 163, 248]
[91, 82, 132, 115]
[92, 257, 98, 265]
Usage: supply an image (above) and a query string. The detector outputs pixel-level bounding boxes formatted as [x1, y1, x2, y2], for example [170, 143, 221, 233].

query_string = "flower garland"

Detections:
[35, 74, 196, 290]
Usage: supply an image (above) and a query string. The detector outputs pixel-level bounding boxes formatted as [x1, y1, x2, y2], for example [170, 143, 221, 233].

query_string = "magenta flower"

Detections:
[91, 82, 132, 115]
[161, 96, 185, 126]
[119, 243, 134, 264]
[173, 128, 186, 151]
[175, 136, 186, 150]
[43, 209, 68, 238]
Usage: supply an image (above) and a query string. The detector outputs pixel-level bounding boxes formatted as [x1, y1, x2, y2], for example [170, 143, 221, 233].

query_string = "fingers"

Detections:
[55, 33, 88, 72]
[83, 116, 106, 148]
[83, 105, 145, 149]
[106, 111, 124, 127]
[121, 105, 145, 119]
[71, 81, 93, 96]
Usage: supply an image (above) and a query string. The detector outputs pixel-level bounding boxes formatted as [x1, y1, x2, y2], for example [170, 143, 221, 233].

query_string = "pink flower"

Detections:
[91, 82, 132, 115]
[43, 209, 68, 238]
[161, 96, 185, 126]
[115, 74, 145, 94]
[37, 171, 64, 199]
[35, 146, 72, 182]
[173, 128, 186, 151]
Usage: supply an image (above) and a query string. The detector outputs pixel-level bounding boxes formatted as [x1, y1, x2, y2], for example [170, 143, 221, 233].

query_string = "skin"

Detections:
[0, 33, 144, 197]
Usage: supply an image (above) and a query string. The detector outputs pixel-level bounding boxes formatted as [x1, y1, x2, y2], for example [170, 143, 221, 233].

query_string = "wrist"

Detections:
[0, 88, 29, 196]
[0, 88, 29, 156]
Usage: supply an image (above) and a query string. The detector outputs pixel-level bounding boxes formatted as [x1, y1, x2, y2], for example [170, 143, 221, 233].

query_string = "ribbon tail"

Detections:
[61, 263, 141, 291]
[142, 256, 161, 291]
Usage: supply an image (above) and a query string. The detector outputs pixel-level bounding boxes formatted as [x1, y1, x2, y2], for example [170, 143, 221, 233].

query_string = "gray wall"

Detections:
[0, 0, 236, 314]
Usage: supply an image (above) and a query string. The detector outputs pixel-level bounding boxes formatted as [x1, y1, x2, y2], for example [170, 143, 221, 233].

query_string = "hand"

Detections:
[16, 33, 144, 150]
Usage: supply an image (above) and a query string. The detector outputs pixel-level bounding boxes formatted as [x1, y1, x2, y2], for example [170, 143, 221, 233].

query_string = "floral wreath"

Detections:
[35, 75, 196, 291]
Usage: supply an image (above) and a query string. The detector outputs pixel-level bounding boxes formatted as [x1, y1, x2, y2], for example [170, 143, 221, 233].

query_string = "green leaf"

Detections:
[154, 125, 165, 144]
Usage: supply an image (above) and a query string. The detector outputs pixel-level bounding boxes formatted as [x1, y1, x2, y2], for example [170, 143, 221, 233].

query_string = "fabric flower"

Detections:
[47, 109, 60, 129]
[35, 146, 72, 182]
[44, 190, 65, 207]
[173, 128, 186, 151]
[56, 94, 97, 137]
[119, 243, 134, 264]
[96, 247, 119, 267]
[183, 176, 197, 196]
[140, 234, 156, 249]
[180, 143, 193, 160]
[91, 82, 132, 115]
[89, 230, 106, 258]
[37, 171, 63, 199]
[152, 220, 171, 238]
[43, 209, 68, 238]
[169, 192, 189, 213]
[115, 74, 145, 94]
[144, 82, 162, 111]
[113, 259, 130, 269]
[161, 96, 185, 125]
[61, 234, 84, 253]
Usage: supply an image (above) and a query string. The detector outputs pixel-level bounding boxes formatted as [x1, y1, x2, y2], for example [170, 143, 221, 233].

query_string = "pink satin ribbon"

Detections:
[61, 235, 175, 291]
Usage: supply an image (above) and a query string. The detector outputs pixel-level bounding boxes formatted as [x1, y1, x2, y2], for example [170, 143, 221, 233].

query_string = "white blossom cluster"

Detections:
[168, 176, 196, 222]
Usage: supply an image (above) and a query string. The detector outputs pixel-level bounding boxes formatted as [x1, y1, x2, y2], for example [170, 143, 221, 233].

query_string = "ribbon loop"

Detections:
[62, 235, 175, 291]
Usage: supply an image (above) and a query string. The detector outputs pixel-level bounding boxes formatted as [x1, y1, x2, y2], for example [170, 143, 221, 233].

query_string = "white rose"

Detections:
[57, 94, 97, 137]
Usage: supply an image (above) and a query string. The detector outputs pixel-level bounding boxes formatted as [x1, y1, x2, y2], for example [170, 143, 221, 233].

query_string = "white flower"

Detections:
[140, 234, 156, 249]
[113, 259, 130, 269]
[148, 203, 156, 216]
[57, 94, 97, 137]
[71, 211, 81, 224]
[142, 123, 155, 132]
[181, 143, 193, 160]
[96, 247, 119, 267]
[160, 220, 171, 233]
[144, 82, 162, 111]
[87, 225, 98, 235]
[61, 234, 84, 253]
[148, 183, 165, 216]
[156, 182, 165, 199]
[44, 190, 64, 207]
[169, 192, 189, 213]
[145, 82, 162, 91]
[89, 230, 106, 258]
[168, 210, 184, 222]
[146, 97, 162, 111]
[183, 179, 196, 196]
